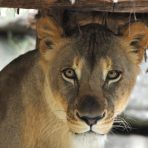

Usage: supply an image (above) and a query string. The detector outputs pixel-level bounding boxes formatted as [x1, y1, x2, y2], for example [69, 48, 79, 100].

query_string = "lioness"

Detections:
[0, 15, 148, 148]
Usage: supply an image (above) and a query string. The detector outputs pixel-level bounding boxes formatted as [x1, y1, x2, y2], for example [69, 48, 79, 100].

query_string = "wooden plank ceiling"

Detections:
[0, 0, 148, 13]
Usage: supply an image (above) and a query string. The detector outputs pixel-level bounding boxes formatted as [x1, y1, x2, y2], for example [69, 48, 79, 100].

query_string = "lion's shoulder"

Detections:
[0, 49, 39, 120]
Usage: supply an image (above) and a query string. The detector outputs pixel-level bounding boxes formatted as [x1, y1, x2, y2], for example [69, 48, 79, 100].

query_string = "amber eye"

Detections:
[62, 68, 76, 79]
[106, 70, 122, 80]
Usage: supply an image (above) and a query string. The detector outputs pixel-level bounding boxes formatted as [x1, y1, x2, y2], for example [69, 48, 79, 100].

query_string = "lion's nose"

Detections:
[76, 95, 106, 126]
[76, 112, 106, 126]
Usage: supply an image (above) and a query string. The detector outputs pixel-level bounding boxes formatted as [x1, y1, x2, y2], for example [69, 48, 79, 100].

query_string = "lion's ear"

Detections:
[120, 22, 148, 63]
[36, 16, 64, 53]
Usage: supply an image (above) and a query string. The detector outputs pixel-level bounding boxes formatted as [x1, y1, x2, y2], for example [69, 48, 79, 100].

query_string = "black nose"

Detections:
[76, 112, 106, 126]
[76, 95, 106, 126]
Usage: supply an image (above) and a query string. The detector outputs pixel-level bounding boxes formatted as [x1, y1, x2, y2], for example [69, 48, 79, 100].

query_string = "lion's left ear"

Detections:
[120, 22, 148, 63]
[36, 16, 64, 54]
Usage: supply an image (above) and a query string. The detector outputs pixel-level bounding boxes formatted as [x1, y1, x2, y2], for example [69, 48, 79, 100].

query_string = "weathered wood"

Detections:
[0, 0, 148, 13]
[44, 8, 148, 33]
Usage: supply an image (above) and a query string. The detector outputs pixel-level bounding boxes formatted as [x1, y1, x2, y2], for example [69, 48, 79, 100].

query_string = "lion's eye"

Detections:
[62, 68, 76, 79]
[106, 70, 122, 83]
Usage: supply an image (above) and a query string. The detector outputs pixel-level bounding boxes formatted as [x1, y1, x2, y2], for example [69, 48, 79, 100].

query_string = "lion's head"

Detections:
[37, 17, 148, 136]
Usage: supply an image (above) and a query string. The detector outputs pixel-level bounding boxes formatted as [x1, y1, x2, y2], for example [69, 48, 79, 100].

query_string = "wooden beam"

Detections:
[0, 0, 148, 13]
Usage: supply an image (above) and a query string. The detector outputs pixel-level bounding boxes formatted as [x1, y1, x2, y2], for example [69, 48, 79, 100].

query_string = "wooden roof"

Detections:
[0, 0, 148, 13]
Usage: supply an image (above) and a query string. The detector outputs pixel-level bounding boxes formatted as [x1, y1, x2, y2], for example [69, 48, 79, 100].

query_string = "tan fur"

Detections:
[73, 57, 84, 80]
[100, 57, 112, 81]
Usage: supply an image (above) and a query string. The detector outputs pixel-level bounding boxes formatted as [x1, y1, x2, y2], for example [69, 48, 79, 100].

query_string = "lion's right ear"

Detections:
[36, 16, 64, 54]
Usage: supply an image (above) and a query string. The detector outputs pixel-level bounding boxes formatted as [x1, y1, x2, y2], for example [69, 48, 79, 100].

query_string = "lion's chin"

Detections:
[73, 130, 105, 136]
[70, 131, 107, 148]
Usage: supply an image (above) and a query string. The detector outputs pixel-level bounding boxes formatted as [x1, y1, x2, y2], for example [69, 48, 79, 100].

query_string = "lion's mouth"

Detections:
[72, 126, 105, 136]
[68, 116, 114, 136]
[69, 121, 114, 136]
[74, 130, 104, 136]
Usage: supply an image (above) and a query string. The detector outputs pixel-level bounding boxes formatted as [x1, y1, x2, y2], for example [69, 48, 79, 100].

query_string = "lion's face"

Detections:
[37, 17, 148, 136]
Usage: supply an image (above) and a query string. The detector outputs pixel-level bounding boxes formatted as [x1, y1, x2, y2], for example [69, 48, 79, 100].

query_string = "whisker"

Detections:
[114, 115, 132, 132]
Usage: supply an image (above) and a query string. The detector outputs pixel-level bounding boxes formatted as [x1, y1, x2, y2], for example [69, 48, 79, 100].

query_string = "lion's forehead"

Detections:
[73, 24, 119, 58]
